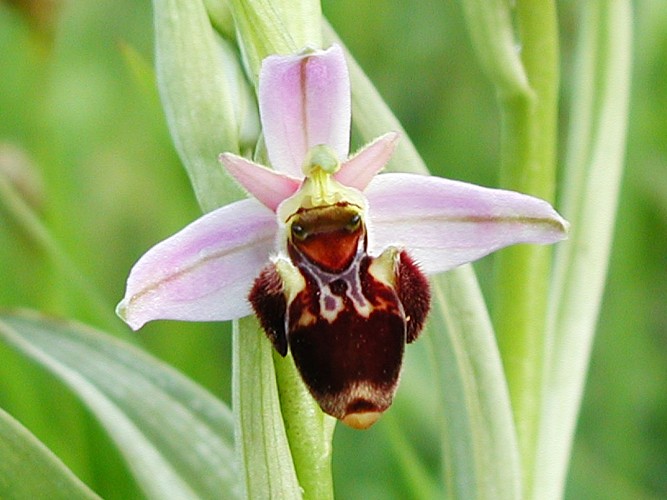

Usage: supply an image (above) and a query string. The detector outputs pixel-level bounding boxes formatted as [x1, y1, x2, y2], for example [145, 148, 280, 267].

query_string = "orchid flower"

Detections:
[117, 44, 568, 429]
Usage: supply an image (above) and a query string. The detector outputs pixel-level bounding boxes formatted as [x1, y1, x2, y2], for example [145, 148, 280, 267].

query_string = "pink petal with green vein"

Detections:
[335, 132, 399, 191]
[117, 199, 277, 329]
[219, 153, 301, 212]
[365, 173, 569, 275]
[260, 45, 351, 177]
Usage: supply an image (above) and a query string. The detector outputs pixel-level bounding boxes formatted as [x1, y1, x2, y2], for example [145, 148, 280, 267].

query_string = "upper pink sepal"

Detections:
[335, 132, 399, 191]
[219, 152, 301, 212]
[365, 173, 569, 275]
[259, 45, 351, 177]
[116, 199, 277, 330]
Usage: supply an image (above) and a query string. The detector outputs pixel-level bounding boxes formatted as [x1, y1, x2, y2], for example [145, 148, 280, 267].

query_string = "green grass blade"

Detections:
[535, 2, 633, 498]
[153, 0, 249, 212]
[428, 269, 522, 499]
[0, 310, 240, 500]
[0, 406, 101, 499]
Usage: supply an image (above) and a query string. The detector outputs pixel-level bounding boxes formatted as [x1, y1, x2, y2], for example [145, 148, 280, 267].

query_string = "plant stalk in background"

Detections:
[460, 0, 631, 497]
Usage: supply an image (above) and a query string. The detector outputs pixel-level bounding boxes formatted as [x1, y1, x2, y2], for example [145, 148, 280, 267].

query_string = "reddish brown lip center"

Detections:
[289, 203, 364, 273]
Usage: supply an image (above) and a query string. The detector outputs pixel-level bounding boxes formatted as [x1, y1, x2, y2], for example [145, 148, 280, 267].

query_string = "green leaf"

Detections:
[0, 310, 240, 500]
[0, 406, 101, 499]
[0, 167, 124, 334]
[535, 2, 632, 497]
[428, 269, 522, 499]
[153, 0, 256, 212]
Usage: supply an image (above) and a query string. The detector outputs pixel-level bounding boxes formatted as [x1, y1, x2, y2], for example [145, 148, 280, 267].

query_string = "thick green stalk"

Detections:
[458, 0, 531, 96]
[273, 353, 335, 499]
[153, 0, 330, 495]
[232, 317, 301, 499]
[492, 1, 559, 491]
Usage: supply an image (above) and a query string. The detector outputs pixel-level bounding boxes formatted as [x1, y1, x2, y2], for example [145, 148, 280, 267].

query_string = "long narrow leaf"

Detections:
[153, 0, 249, 212]
[0, 406, 101, 499]
[428, 269, 522, 499]
[535, 2, 632, 498]
[0, 310, 240, 499]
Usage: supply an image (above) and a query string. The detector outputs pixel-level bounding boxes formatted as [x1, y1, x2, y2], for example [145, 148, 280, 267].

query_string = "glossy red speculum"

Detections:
[287, 203, 364, 273]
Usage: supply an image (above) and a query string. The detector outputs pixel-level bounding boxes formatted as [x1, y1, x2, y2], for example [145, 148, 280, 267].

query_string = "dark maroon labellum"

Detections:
[249, 202, 430, 429]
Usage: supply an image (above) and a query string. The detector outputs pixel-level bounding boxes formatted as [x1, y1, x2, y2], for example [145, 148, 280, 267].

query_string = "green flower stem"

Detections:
[490, 1, 559, 491]
[153, 0, 317, 493]
[535, 2, 632, 498]
[232, 317, 301, 499]
[458, 0, 531, 96]
[273, 352, 335, 499]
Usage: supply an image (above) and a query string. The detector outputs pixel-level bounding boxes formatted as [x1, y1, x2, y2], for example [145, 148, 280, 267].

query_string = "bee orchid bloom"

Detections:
[117, 44, 568, 429]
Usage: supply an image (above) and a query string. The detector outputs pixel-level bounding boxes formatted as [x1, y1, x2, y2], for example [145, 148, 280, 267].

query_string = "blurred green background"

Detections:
[0, 0, 665, 498]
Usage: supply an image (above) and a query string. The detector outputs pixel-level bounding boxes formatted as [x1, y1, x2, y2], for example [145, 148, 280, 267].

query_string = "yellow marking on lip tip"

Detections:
[342, 411, 381, 430]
